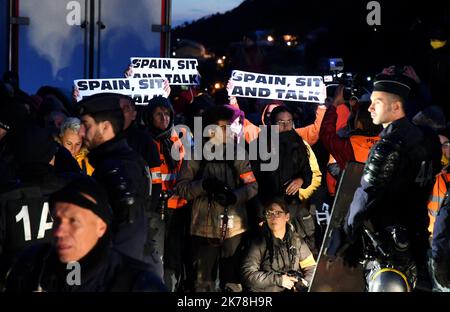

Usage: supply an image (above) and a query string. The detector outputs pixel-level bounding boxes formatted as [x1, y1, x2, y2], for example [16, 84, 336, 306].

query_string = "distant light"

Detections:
[222, 56, 226, 60]
[172, 52, 176, 56]
[214, 82, 222, 89]
[366, 76, 372, 82]
[374, 27, 377, 32]
[267, 35, 274, 42]
[176, 38, 180, 42]
[217, 59, 223, 65]
[286, 41, 292, 46]
[283, 35, 292, 41]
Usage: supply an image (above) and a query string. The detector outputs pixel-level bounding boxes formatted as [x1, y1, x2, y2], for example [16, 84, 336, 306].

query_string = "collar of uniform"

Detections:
[87, 134, 130, 168]
[380, 117, 409, 138]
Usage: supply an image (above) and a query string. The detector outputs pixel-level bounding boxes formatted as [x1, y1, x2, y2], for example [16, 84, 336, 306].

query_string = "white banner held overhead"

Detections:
[228, 70, 326, 103]
[130, 57, 200, 85]
[74, 78, 168, 105]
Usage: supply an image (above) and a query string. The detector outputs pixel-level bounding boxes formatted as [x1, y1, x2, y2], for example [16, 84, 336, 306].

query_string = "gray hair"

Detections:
[59, 117, 82, 137]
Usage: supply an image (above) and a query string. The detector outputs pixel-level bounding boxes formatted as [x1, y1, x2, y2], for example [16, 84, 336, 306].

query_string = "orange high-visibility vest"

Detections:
[349, 135, 380, 163]
[154, 129, 187, 209]
[427, 172, 450, 234]
[326, 135, 380, 196]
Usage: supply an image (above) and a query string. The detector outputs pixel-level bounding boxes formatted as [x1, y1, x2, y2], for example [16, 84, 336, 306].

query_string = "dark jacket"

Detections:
[0, 164, 73, 282]
[4, 238, 166, 292]
[88, 135, 151, 263]
[177, 146, 258, 239]
[124, 123, 162, 214]
[256, 129, 312, 205]
[241, 224, 316, 292]
[345, 118, 441, 265]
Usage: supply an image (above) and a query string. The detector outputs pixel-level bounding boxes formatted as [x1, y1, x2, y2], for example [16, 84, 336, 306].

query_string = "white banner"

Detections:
[74, 78, 168, 105]
[228, 70, 326, 103]
[130, 57, 200, 85]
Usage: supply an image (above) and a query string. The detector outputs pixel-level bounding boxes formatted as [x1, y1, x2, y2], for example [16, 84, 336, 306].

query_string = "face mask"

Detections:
[430, 40, 447, 50]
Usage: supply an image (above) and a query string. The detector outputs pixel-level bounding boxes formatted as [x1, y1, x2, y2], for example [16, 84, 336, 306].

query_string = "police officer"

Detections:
[342, 74, 442, 291]
[4, 175, 166, 292]
[78, 93, 162, 276]
[0, 126, 73, 284]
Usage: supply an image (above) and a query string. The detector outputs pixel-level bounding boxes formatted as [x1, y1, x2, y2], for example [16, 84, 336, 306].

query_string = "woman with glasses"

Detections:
[241, 198, 316, 292]
[255, 105, 314, 248]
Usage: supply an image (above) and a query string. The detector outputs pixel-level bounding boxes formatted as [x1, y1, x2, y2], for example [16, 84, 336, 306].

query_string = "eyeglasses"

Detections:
[265, 210, 286, 219]
[276, 119, 293, 127]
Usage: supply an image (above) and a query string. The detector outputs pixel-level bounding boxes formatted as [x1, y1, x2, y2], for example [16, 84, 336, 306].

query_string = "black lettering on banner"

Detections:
[77, 81, 88, 91]
[141, 59, 149, 68]
[231, 71, 243, 81]
[173, 75, 182, 84]
[118, 80, 130, 90]
[243, 74, 256, 82]
[181, 75, 190, 84]
[296, 77, 306, 86]
[189, 74, 198, 84]
[258, 88, 270, 97]
[88, 80, 100, 90]
[139, 79, 148, 89]
[177, 60, 185, 70]
[308, 92, 320, 102]
[164, 74, 172, 83]
[255, 75, 286, 85]
[232, 86, 244, 96]
[313, 77, 322, 87]
[100, 80, 115, 90]
[134, 95, 143, 104]
[275, 89, 285, 97]
[285, 90, 297, 100]
[245, 87, 257, 97]
[189, 60, 197, 70]
[131, 58, 140, 68]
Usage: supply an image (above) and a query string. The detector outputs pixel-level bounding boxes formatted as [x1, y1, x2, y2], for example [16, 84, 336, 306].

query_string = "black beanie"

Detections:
[15, 126, 58, 164]
[50, 175, 113, 225]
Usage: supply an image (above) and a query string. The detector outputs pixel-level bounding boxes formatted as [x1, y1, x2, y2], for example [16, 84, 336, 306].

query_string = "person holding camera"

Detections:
[176, 105, 258, 292]
[241, 198, 316, 292]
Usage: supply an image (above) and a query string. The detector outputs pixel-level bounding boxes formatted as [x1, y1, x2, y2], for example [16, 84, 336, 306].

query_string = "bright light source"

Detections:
[214, 82, 222, 89]
[217, 59, 223, 65]
[366, 76, 372, 82]
[283, 35, 292, 41]
[267, 35, 274, 42]
[172, 52, 176, 56]
[286, 41, 292, 46]
[222, 56, 226, 60]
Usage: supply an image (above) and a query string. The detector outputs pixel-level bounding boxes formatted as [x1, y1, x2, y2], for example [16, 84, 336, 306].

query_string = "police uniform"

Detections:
[79, 94, 162, 276]
[4, 176, 166, 292]
[344, 78, 442, 291]
[0, 126, 73, 284]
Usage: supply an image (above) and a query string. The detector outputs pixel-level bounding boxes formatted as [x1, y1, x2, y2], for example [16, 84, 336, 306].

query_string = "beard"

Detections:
[84, 130, 104, 150]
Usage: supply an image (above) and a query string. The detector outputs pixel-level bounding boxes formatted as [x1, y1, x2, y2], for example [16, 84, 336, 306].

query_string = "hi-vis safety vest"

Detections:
[427, 172, 450, 235]
[326, 135, 380, 196]
[153, 129, 188, 209]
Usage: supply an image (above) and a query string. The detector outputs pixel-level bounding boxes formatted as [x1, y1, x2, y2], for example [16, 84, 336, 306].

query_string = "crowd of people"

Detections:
[0, 38, 449, 293]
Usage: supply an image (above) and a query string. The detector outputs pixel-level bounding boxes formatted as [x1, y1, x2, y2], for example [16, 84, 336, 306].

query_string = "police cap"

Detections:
[373, 75, 411, 101]
[78, 93, 123, 115]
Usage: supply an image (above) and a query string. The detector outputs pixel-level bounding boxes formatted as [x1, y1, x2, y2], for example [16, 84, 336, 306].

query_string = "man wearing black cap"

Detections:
[0, 126, 74, 285]
[78, 93, 162, 277]
[4, 175, 166, 291]
[340, 74, 442, 291]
